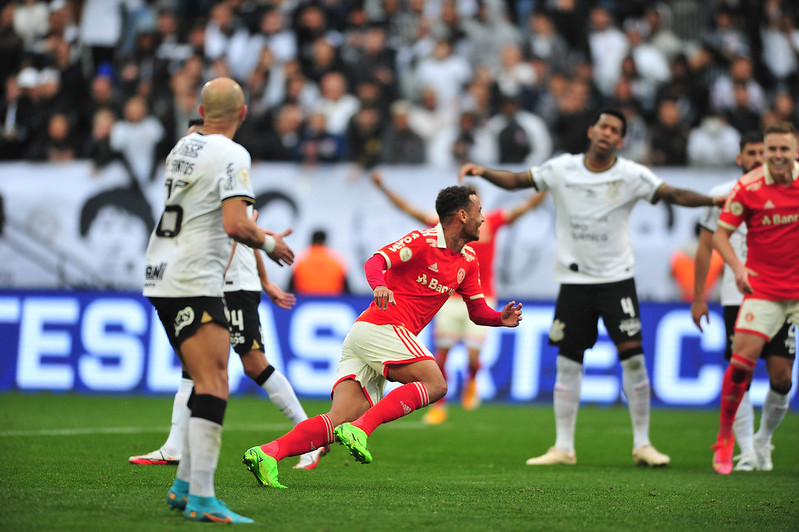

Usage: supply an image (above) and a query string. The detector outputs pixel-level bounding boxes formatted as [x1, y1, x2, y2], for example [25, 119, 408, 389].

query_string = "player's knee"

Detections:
[425, 378, 448, 403]
[770, 378, 792, 396]
[558, 349, 585, 365]
[618, 345, 644, 362]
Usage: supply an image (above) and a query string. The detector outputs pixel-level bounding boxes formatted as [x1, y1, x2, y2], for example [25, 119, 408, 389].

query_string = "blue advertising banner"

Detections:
[0, 290, 796, 409]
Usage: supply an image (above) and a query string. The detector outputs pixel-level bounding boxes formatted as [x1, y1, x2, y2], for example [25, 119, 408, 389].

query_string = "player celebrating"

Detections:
[144, 77, 293, 523]
[459, 108, 722, 467]
[371, 170, 545, 423]
[242, 186, 523, 488]
[692, 131, 795, 472]
[710, 121, 799, 475]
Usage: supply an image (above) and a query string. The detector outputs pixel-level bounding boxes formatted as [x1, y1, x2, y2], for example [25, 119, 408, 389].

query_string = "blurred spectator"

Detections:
[254, 8, 297, 65]
[379, 100, 426, 165]
[656, 53, 708, 128]
[26, 111, 76, 162]
[13, 0, 49, 48]
[1, 75, 29, 160]
[78, 74, 121, 141]
[459, 0, 521, 69]
[81, 107, 120, 170]
[413, 38, 472, 122]
[0, 3, 24, 85]
[406, 86, 450, 145]
[289, 229, 349, 295]
[702, 5, 750, 67]
[686, 115, 740, 167]
[110, 95, 164, 190]
[79, 0, 130, 73]
[772, 90, 799, 125]
[257, 103, 304, 162]
[617, 103, 649, 164]
[316, 71, 359, 135]
[523, 11, 571, 74]
[295, 4, 342, 73]
[346, 24, 397, 100]
[724, 82, 762, 135]
[345, 105, 383, 169]
[649, 99, 689, 166]
[493, 42, 537, 103]
[760, 2, 799, 91]
[428, 110, 492, 168]
[305, 37, 345, 84]
[552, 78, 594, 154]
[461, 71, 494, 124]
[588, 6, 629, 98]
[624, 18, 670, 94]
[643, 6, 683, 62]
[296, 111, 345, 164]
[710, 55, 766, 114]
[484, 96, 552, 166]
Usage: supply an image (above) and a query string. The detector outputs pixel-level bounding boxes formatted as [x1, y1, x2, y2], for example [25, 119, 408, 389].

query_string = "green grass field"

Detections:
[1, 393, 797, 531]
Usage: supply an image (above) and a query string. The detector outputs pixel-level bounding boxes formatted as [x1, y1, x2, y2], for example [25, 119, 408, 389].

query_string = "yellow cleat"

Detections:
[422, 404, 448, 425]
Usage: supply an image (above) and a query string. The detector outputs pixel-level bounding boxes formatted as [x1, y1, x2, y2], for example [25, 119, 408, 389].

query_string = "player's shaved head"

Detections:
[200, 77, 245, 123]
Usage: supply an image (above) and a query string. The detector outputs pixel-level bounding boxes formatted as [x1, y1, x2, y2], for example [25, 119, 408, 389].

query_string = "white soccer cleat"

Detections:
[293, 447, 325, 470]
[632, 444, 670, 467]
[129, 448, 180, 465]
[753, 436, 774, 471]
[733, 452, 758, 471]
[525, 447, 576, 465]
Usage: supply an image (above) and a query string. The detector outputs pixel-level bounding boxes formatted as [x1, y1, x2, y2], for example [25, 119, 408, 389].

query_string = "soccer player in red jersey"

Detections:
[242, 185, 523, 488]
[711, 121, 799, 474]
[371, 171, 545, 423]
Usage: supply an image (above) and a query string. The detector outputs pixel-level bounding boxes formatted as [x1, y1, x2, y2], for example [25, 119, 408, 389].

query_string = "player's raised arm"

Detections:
[458, 162, 534, 190]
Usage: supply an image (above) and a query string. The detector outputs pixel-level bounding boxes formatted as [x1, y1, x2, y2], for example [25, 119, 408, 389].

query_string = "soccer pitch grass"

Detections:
[1, 394, 797, 531]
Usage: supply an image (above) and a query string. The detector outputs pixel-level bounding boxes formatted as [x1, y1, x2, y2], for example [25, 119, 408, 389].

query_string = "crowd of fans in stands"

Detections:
[1, 0, 798, 176]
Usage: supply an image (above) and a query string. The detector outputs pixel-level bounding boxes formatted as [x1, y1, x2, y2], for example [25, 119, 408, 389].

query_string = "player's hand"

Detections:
[734, 266, 756, 295]
[373, 285, 395, 310]
[500, 301, 523, 327]
[691, 301, 709, 332]
[263, 280, 296, 309]
[371, 171, 383, 187]
[712, 195, 727, 207]
[264, 228, 294, 267]
[457, 162, 486, 183]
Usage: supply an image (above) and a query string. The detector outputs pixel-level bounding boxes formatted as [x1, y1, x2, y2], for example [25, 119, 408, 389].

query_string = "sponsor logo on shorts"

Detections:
[549, 319, 565, 342]
[619, 317, 641, 337]
[174, 306, 195, 335]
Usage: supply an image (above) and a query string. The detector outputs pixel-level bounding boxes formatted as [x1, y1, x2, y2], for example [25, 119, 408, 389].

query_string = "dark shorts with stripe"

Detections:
[149, 296, 229, 351]
[722, 305, 796, 361]
[224, 290, 264, 356]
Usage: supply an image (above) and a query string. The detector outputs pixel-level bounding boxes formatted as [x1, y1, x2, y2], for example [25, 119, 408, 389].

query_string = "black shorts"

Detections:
[149, 296, 229, 351]
[722, 305, 796, 361]
[224, 290, 264, 356]
[549, 278, 642, 354]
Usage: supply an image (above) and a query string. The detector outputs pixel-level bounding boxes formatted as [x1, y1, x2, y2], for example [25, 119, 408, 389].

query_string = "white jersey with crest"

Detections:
[530, 153, 663, 284]
[698, 179, 746, 307]
[143, 132, 254, 297]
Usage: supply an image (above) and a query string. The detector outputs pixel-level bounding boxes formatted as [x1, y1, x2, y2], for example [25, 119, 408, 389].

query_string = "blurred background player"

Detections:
[242, 186, 522, 488]
[131, 119, 324, 470]
[710, 122, 799, 475]
[459, 108, 722, 467]
[692, 131, 795, 471]
[370, 170, 545, 423]
[288, 229, 350, 295]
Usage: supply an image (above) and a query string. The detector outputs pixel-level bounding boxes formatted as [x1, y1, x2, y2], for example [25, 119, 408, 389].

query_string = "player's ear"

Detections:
[240, 104, 247, 121]
[199, 105, 205, 118]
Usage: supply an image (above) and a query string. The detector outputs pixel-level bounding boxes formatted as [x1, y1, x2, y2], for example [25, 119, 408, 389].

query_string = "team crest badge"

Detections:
[549, 319, 565, 342]
[730, 201, 743, 216]
[238, 167, 250, 185]
[605, 181, 622, 200]
[457, 268, 465, 283]
[174, 306, 195, 335]
[400, 247, 413, 262]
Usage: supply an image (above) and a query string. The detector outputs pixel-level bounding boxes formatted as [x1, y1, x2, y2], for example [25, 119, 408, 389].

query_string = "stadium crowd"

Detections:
[1, 0, 798, 172]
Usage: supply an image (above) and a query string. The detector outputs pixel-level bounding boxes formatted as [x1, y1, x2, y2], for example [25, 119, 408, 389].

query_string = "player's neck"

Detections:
[583, 153, 616, 173]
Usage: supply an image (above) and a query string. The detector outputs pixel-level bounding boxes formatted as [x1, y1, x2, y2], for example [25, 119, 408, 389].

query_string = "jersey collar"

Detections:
[763, 160, 799, 185]
[434, 223, 446, 248]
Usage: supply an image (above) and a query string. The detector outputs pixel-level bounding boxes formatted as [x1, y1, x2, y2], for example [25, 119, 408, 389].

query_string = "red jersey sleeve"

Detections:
[718, 179, 747, 231]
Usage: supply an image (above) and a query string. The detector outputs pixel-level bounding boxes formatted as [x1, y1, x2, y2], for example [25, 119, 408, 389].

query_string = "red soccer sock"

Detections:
[353, 382, 430, 435]
[718, 354, 756, 440]
[260, 414, 335, 462]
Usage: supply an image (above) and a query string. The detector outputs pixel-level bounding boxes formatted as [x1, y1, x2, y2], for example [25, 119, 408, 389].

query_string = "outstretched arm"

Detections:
[371, 171, 437, 226]
[690, 227, 714, 331]
[504, 191, 547, 224]
[458, 162, 535, 190]
[254, 249, 296, 309]
[464, 298, 522, 327]
[221, 200, 294, 266]
[713, 225, 754, 295]
[654, 183, 725, 208]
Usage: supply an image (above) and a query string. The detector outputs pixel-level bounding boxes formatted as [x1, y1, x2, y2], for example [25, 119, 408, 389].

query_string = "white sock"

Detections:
[261, 369, 308, 425]
[175, 400, 191, 484]
[188, 417, 221, 498]
[553, 356, 582, 455]
[163, 377, 192, 456]
[621, 354, 651, 450]
[756, 387, 791, 444]
[733, 390, 755, 455]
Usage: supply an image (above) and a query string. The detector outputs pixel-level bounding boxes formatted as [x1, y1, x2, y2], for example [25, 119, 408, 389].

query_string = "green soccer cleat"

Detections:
[334, 423, 372, 464]
[242, 447, 287, 489]
[166, 478, 189, 511]
[184, 495, 253, 524]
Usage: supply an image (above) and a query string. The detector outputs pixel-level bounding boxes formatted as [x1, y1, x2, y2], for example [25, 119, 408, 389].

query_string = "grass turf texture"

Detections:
[1, 393, 797, 531]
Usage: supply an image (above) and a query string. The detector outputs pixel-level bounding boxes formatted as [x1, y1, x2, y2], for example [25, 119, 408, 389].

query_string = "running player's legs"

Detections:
[596, 278, 643, 354]
[225, 290, 269, 378]
[763, 319, 796, 392]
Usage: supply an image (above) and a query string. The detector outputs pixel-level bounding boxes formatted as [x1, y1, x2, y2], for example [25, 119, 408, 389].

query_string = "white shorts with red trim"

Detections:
[335, 321, 435, 405]
[433, 296, 495, 351]
[735, 298, 799, 340]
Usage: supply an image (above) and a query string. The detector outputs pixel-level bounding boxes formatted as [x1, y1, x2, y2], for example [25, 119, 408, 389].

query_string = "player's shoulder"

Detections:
[737, 166, 766, 189]
[708, 178, 738, 197]
[461, 243, 479, 263]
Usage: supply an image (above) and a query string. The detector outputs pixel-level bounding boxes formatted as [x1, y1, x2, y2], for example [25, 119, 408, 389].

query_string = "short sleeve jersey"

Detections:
[531, 154, 663, 284]
[357, 224, 485, 336]
[143, 132, 254, 298]
[699, 179, 747, 306]
[224, 205, 261, 293]
[466, 209, 507, 299]
[718, 162, 799, 300]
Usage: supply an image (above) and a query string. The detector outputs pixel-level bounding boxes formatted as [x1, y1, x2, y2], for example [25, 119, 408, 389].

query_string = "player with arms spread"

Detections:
[710, 121, 799, 475]
[242, 186, 523, 488]
[144, 77, 293, 523]
[692, 131, 795, 472]
[459, 108, 722, 467]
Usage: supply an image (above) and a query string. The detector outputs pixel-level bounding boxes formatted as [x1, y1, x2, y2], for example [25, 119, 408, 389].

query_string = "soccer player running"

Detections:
[144, 77, 294, 523]
[459, 108, 722, 467]
[242, 185, 523, 488]
[131, 122, 324, 471]
[692, 131, 795, 472]
[371, 170, 545, 423]
[710, 121, 799, 475]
